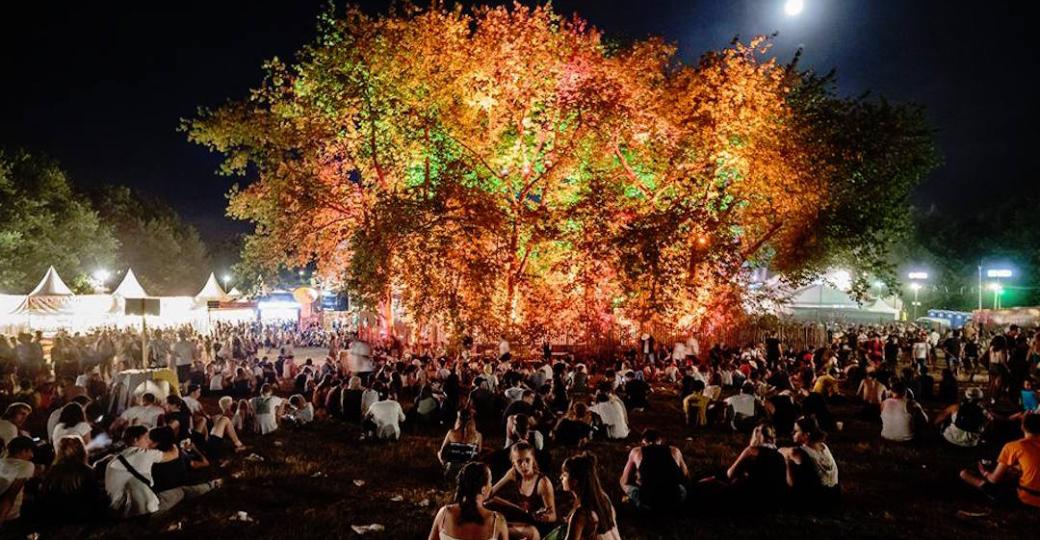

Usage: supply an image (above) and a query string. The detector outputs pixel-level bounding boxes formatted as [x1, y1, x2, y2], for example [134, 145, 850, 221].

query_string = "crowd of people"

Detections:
[1, 319, 1038, 537]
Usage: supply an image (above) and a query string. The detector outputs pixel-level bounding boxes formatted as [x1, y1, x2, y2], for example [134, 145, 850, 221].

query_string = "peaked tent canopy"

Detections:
[195, 273, 228, 302]
[11, 266, 76, 314]
[227, 287, 243, 299]
[112, 268, 149, 298]
[28, 266, 74, 296]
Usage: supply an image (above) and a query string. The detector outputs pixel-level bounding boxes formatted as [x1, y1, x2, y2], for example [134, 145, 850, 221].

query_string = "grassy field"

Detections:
[9, 386, 1040, 540]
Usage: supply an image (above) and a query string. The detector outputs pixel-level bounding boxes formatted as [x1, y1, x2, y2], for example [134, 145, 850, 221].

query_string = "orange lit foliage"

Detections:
[186, 3, 918, 343]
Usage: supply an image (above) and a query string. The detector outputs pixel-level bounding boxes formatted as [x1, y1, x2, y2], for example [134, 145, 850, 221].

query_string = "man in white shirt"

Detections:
[590, 391, 629, 440]
[912, 336, 930, 371]
[723, 383, 760, 430]
[173, 333, 194, 392]
[182, 385, 204, 415]
[105, 426, 163, 517]
[364, 389, 405, 441]
[119, 393, 165, 429]
[0, 436, 36, 522]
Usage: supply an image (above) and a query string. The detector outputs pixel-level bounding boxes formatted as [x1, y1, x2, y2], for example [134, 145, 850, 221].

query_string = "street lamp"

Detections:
[222, 274, 232, 289]
[909, 282, 922, 320]
[984, 268, 1011, 310]
[90, 269, 111, 293]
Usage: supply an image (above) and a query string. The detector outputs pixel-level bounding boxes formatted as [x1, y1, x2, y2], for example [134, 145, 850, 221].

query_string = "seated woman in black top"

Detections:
[698, 423, 787, 511]
[164, 395, 193, 441]
[487, 441, 557, 539]
[149, 426, 209, 492]
[552, 402, 595, 447]
[341, 376, 365, 423]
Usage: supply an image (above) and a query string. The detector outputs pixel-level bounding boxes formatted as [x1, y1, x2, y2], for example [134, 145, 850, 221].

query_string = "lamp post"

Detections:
[222, 274, 232, 289]
[985, 269, 1012, 310]
[907, 271, 928, 321]
[910, 282, 922, 320]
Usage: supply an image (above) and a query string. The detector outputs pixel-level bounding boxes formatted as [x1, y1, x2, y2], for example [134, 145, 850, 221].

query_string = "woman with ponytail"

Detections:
[557, 453, 621, 540]
[428, 462, 508, 540]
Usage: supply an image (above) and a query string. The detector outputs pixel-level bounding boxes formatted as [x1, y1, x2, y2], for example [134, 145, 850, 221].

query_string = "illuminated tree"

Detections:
[187, 3, 934, 343]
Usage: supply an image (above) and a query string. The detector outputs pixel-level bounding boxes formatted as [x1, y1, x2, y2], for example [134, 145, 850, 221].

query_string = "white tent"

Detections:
[780, 282, 901, 323]
[11, 266, 76, 314]
[195, 273, 228, 302]
[112, 268, 149, 298]
[227, 287, 243, 299]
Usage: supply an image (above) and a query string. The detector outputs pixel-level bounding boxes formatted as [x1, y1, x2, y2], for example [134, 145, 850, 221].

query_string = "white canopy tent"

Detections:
[784, 283, 900, 323]
[195, 272, 228, 303]
[0, 267, 256, 334]
[761, 275, 902, 324]
[11, 266, 76, 314]
[112, 268, 149, 298]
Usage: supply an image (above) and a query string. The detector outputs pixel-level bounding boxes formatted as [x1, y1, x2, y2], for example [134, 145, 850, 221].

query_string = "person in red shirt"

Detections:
[960, 412, 1040, 507]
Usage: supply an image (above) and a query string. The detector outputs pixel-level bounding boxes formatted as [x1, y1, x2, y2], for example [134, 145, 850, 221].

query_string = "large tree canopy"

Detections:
[0, 150, 117, 293]
[89, 185, 211, 295]
[187, 3, 935, 342]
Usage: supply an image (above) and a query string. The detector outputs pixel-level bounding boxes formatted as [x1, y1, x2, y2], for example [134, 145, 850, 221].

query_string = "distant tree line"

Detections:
[0, 149, 213, 295]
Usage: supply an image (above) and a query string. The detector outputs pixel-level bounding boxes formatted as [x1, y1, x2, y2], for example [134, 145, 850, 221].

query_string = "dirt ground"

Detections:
[7, 380, 1039, 540]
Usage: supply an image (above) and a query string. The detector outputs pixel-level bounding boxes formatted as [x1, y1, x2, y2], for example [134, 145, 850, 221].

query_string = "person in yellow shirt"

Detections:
[960, 413, 1040, 507]
[812, 370, 840, 398]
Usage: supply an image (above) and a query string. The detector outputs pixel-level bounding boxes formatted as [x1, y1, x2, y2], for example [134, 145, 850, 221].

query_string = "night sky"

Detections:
[0, 1, 1033, 245]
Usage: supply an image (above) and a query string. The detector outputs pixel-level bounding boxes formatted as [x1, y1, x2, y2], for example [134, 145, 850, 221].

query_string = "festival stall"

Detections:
[0, 267, 259, 334]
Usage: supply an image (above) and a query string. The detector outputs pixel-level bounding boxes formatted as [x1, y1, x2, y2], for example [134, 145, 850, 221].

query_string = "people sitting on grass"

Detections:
[553, 402, 596, 447]
[880, 381, 928, 442]
[286, 394, 315, 427]
[619, 429, 688, 511]
[439, 409, 483, 479]
[51, 401, 92, 451]
[363, 384, 406, 441]
[505, 414, 544, 451]
[36, 435, 106, 524]
[427, 462, 509, 540]
[251, 384, 286, 435]
[557, 453, 621, 540]
[935, 387, 990, 448]
[164, 395, 193, 441]
[781, 416, 840, 506]
[0, 436, 36, 523]
[589, 391, 629, 440]
[117, 392, 164, 429]
[698, 422, 786, 510]
[681, 380, 710, 428]
[960, 412, 1040, 508]
[487, 441, 557, 540]
[723, 382, 761, 431]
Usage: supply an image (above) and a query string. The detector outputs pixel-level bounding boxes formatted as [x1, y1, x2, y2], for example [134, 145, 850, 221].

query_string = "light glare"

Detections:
[784, 0, 804, 16]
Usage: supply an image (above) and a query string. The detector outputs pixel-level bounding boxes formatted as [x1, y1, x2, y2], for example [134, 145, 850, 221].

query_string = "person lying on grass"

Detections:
[428, 462, 508, 540]
[960, 412, 1040, 508]
[486, 441, 557, 540]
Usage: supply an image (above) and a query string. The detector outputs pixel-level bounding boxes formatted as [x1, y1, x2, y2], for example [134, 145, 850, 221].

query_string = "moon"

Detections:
[784, 0, 804, 16]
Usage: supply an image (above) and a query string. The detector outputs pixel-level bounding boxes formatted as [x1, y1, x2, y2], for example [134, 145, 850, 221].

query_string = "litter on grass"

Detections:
[351, 524, 385, 534]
